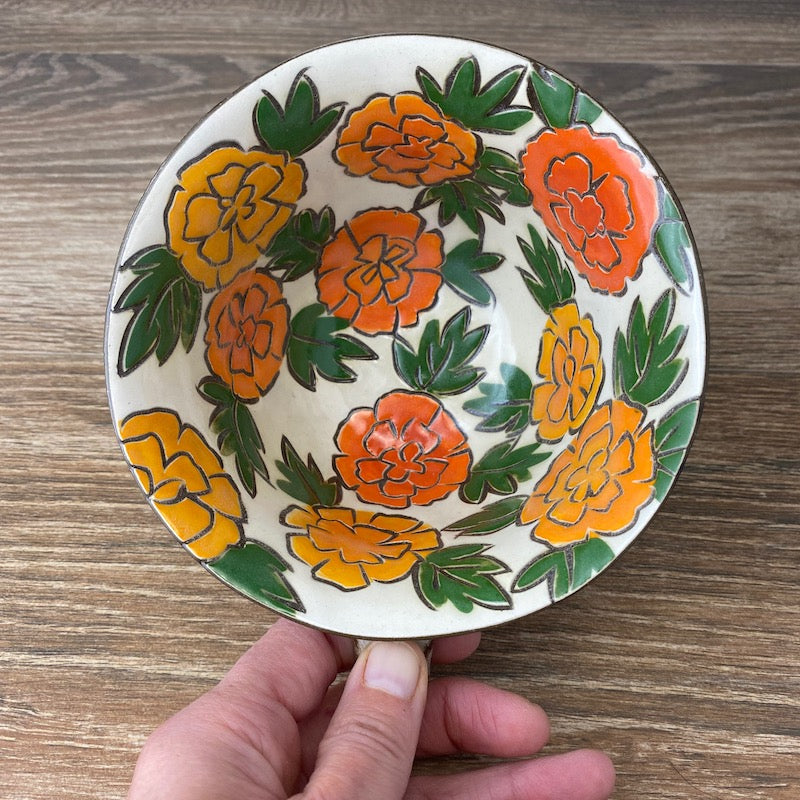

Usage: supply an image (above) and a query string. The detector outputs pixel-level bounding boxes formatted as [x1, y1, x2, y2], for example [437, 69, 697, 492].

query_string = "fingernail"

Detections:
[363, 642, 422, 699]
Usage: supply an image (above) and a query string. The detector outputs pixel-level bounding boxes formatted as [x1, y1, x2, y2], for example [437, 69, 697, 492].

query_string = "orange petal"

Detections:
[348, 208, 423, 246]
[158, 496, 212, 542]
[183, 194, 224, 240]
[336, 408, 375, 455]
[408, 229, 444, 271]
[335, 142, 376, 176]
[206, 474, 244, 519]
[186, 515, 242, 560]
[376, 391, 440, 431]
[177, 425, 223, 478]
[351, 296, 397, 334]
[206, 163, 247, 198]
[283, 505, 317, 530]
[315, 556, 369, 590]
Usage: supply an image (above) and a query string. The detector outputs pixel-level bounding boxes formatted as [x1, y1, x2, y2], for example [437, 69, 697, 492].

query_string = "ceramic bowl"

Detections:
[105, 35, 706, 640]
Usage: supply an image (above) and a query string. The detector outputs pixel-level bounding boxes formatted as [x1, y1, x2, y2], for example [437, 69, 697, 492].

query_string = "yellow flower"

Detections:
[520, 399, 655, 546]
[284, 505, 441, 590]
[119, 410, 245, 559]
[532, 301, 603, 442]
[167, 145, 305, 290]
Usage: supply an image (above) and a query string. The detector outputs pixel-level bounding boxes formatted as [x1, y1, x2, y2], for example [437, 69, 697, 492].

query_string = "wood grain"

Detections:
[1, 1, 798, 798]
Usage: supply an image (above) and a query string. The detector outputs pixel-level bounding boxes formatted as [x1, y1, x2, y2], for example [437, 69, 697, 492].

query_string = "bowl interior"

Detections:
[105, 35, 706, 639]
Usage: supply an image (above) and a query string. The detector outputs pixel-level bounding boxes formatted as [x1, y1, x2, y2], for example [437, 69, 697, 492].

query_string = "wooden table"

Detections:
[2, 2, 798, 797]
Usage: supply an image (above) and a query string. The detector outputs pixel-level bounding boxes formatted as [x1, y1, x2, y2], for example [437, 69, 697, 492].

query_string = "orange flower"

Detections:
[532, 301, 603, 442]
[334, 390, 471, 509]
[521, 125, 658, 294]
[520, 399, 655, 546]
[284, 505, 441, 590]
[316, 208, 444, 335]
[335, 93, 478, 187]
[119, 410, 245, 560]
[204, 270, 289, 400]
[167, 145, 305, 290]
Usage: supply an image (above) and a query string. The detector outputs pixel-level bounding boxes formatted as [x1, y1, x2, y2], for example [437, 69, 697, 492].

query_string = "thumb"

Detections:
[299, 640, 428, 800]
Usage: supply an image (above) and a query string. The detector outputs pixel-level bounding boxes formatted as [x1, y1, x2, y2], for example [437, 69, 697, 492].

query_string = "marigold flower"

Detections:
[119, 409, 245, 559]
[205, 270, 289, 400]
[167, 145, 305, 290]
[335, 93, 478, 187]
[317, 208, 444, 335]
[334, 390, 471, 509]
[520, 399, 655, 546]
[285, 505, 441, 590]
[521, 125, 658, 294]
[532, 301, 603, 441]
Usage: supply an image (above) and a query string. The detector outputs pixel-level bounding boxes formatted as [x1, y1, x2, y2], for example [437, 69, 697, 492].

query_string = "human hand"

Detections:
[128, 619, 614, 799]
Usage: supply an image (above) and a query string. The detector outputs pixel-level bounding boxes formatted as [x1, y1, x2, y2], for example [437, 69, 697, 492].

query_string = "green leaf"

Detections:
[287, 304, 377, 391]
[415, 544, 511, 612]
[417, 177, 504, 237]
[208, 541, 305, 615]
[460, 440, 550, 504]
[463, 363, 533, 436]
[441, 238, 503, 306]
[417, 146, 531, 236]
[445, 495, 527, 536]
[570, 537, 615, 589]
[574, 91, 603, 125]
[254, 72, 345, 157]
[275, 436, 341, 507]
[613, 290, 689, 407]
[114, 246, 202, 375]
[264, 207, 335, 281]
[198, 379, 269, 496]
[655, 188, 694, 290]
[654, 399, 700, 500]
[516, 224, 575, 312]
[392, 307, 488, 395]
[473, 147, 531, 206]
[513, 537, 615, 602]
[513, 550, 570, 598]
[528, 67, 576, 129]
[417, 58, 533, 133]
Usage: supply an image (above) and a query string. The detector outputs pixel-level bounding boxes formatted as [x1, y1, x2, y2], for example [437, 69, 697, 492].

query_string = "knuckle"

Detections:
[328, 712, 406, 763]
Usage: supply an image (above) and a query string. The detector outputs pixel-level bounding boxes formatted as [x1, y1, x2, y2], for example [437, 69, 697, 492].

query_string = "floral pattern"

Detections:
[520, 400, 655, 546]
[532, 301, 603, 442]
[167, 146, 306, 290]
[109, 42, 703, 633]
[335, 93, 478, 187]
[205, 270, 289, 400]
[521, 125, 659, 294]
[316, 208, 444, 334]
[118, 410, 245, 559]
[334, 390, 472, 508]
[284, 505, 441, 590]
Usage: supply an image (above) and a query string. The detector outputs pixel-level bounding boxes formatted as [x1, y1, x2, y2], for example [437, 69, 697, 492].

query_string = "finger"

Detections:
[417, 677, 550, 757]
[297, 681, 345, 782]
[408, 749, 615, 800]
[430, 631, 481, 664]
[214, 619, 355, 723]
[300, 641, 428, 800]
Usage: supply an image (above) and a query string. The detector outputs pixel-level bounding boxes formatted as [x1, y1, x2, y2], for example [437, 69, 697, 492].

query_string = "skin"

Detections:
[128, 619, 615, 800]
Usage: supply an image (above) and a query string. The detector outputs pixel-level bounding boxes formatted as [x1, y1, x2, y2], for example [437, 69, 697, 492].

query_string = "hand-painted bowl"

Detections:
[105, 35, 706, 640]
